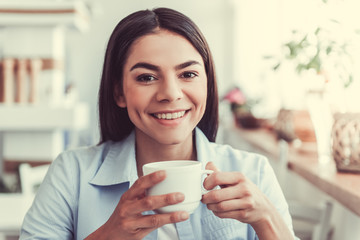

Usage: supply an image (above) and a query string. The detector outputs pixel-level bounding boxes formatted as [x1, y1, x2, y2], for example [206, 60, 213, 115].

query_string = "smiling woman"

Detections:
[117, 29, 207, 148]
[97, 8, 218, 145]
[19, 7, 297, 240]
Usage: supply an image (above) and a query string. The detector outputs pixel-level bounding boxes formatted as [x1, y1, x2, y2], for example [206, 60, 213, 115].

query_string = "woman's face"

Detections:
[117, 29, 207, 145]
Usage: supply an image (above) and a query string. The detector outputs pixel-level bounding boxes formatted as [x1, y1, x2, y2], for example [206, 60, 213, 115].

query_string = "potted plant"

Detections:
[222, 87, 262, 129]
[266, 4, 360, 169]
[269, 24, 355, 90]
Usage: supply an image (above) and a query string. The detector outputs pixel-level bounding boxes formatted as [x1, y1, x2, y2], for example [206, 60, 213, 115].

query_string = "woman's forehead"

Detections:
[125, 29, 204, 68]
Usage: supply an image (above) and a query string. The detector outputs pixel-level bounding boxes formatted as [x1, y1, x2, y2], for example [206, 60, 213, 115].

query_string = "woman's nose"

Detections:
[156, 77, 183, 102]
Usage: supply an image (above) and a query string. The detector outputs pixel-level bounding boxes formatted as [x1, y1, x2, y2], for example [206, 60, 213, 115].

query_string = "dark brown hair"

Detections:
[98, 7, 218, 143]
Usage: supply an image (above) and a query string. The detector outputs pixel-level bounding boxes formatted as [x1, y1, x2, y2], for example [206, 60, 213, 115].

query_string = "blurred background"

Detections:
[1, 0, 360, 239]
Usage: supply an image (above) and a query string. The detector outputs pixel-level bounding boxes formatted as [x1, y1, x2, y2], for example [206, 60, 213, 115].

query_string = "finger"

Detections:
[124, 170, 166, 200]
[117, 212, 189, 240]
[213, 209, 249, 221]
[206, 198, 252, 212]
[201, 186, 247, 204]
[124, 192, 185, 214]
[203, 162, 220, 190]
[203, 171, 245, 190]
[133, 211, 189, 230]
[205, 162, 220, 172]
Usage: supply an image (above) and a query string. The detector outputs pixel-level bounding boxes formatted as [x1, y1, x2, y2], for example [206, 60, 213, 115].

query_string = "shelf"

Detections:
[0, 102, 89, 131]
[0, 1, 90, 32]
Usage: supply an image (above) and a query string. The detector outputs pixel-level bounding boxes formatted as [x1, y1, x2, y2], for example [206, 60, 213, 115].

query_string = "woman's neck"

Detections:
[135, 129, 197, 176]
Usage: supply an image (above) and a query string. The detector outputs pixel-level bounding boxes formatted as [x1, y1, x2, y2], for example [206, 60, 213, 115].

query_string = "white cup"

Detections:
[143, 160, 213, 214]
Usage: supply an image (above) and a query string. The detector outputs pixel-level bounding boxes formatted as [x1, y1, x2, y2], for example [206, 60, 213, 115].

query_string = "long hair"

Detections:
[98, 7, 218, 143]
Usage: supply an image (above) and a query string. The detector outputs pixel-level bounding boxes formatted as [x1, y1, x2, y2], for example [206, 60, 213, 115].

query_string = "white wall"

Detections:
[64, 0, 236, 144]
[231, 0, 360, 117]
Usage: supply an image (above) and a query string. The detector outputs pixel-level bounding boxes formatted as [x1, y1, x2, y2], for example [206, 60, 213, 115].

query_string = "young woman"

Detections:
[20, 8, 296, 240]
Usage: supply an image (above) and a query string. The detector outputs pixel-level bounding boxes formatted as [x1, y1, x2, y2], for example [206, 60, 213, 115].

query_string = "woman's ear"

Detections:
[114, 84, 127, 108]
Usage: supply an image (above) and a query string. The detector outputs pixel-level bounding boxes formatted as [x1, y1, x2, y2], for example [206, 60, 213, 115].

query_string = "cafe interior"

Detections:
[1, 0, 360, 239]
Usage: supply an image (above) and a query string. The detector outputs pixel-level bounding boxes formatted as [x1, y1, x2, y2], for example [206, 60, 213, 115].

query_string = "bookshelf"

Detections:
[0, 0, 92, 173]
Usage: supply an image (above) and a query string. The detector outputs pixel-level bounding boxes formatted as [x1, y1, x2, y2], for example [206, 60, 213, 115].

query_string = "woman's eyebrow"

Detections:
[130, 62, 160, 71]
[129, 60, 201, 72]
[175, 60, 201, 70]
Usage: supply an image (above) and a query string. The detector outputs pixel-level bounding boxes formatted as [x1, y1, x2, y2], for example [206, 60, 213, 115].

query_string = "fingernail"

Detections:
[175, 193, 184, 202]
[180, 212, 189, 220]
[157, 170, 165, 178]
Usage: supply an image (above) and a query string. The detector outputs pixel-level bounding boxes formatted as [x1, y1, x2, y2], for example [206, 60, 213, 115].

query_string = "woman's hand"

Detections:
[201, 162, 294, 240]
[86, 170, 189, 240]
[201, 162, 272, 223]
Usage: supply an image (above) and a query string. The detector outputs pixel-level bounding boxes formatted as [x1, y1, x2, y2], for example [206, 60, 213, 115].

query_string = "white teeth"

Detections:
[154, 111, 186, 120]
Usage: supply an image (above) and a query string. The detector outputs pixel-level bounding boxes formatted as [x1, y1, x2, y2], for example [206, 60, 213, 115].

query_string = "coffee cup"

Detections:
[142, 160, 213, 214]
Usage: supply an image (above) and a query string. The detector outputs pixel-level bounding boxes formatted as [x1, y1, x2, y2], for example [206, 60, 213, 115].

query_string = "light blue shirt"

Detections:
[20, 128, 295, 239]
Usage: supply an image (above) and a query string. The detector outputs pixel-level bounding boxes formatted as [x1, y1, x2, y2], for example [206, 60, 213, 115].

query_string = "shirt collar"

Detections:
[194, 128, 215, 169]
[89, 131, 138, 186]
[89, 128, 214, 186]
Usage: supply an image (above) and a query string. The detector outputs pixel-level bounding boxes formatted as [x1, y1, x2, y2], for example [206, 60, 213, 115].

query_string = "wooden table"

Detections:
[233, 126, 360, 217]
[287, 148, 360, 217]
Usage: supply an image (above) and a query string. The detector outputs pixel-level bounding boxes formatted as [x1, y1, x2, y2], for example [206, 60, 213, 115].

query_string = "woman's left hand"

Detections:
[201, 162, 294, 239]
[201, 162, 275, 225]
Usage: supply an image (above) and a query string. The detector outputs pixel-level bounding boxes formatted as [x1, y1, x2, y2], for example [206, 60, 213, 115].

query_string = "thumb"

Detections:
[205, 161, 220, 172]
[203, 162, 220, 191]
[205, 162, 229, 189]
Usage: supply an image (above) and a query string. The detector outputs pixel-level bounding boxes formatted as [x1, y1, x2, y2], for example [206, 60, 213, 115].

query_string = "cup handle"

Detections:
[201, 169, 214, 194]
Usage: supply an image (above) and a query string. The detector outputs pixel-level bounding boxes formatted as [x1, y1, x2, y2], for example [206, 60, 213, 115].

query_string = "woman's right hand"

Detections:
[85, 170, 189, 240]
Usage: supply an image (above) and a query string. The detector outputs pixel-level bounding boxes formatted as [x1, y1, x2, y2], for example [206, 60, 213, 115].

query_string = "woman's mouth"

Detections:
[152, 110, 187, 120]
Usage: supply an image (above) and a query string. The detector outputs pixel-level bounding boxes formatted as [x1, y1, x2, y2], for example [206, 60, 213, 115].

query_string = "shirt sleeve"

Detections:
[20, 152, 79, 240]
[258, 156, 298, 239]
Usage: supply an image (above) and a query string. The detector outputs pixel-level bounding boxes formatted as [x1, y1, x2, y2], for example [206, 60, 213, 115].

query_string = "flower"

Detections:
[222, 87, 246, 105]
[222, 87, 264, 128]
[222, 87, 260, 114]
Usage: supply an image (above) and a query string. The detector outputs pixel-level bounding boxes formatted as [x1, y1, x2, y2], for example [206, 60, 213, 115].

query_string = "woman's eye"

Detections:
[136, 74, 157, 82]
[181, 72, 198, 79]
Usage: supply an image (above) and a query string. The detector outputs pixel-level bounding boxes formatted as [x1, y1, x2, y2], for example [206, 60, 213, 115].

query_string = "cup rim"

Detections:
[143, 160, 200, 170]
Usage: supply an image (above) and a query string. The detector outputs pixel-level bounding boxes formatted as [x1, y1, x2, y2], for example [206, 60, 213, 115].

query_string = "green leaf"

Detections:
[299, 35, 308, 46]
[330, 19, 340, 24]
[285, 42, 298, 58]
[307, 54, 322, 72]
[263, 55, 275, 59]
[296, 63, 307, 73]
[344, 75, 354, 88]
[326, 46, 332, 55]
[273, 63, 281, 71]
[285, 39, 308, 59]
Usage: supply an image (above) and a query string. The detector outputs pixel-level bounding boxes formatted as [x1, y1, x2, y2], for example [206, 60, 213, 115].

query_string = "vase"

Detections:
[331, 112, 360, 172]
[306, 91, 334, 165]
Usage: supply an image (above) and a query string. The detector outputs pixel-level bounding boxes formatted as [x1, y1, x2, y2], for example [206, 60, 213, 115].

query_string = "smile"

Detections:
[153, 110, 186, 120]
